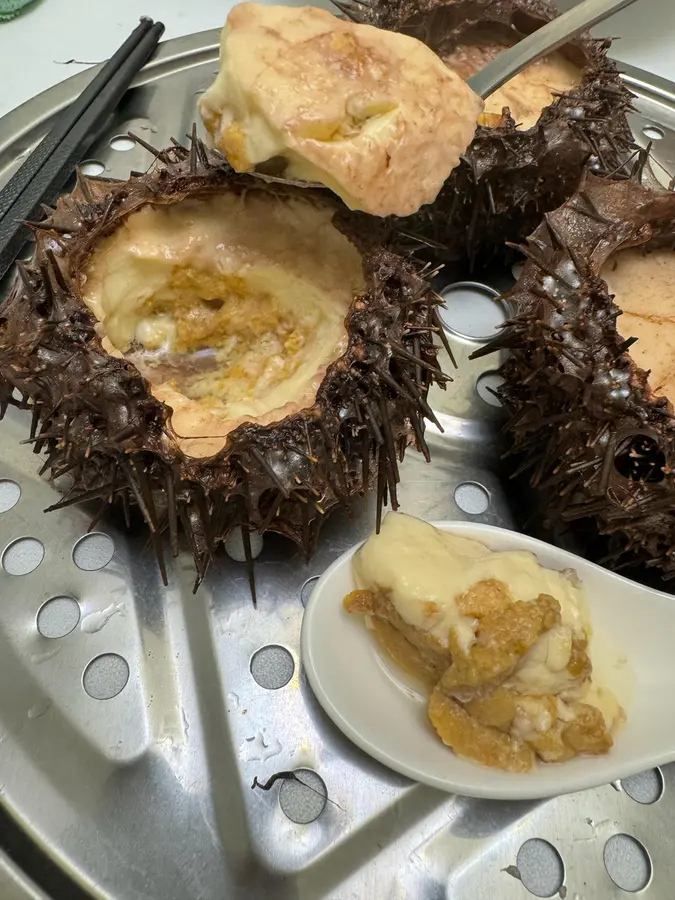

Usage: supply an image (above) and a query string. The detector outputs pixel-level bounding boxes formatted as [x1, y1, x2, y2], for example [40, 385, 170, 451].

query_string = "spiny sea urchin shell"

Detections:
[0, 134, 450, 593]
[337, 0, 636, 269]
[479, 172, 675, 582]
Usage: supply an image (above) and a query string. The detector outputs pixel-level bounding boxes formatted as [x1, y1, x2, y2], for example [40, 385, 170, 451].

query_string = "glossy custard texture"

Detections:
[345, 513, 623, 772]
[199, 2, 483, 216]
[83, 191, 364, 457]
[603, 249, 675, 400]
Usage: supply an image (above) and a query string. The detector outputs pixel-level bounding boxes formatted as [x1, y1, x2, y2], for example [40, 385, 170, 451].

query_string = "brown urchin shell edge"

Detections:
[0, 132, 452, 599]
[335, 0, 637, 269]
[473, 171, 675, 580]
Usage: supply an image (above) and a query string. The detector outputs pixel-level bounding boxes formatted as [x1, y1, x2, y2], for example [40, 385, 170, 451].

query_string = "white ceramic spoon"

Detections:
[301, 521, 675, 801]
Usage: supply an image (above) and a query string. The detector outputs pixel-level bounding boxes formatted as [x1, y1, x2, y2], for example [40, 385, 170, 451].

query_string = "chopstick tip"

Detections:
[139, 15, 165, 36]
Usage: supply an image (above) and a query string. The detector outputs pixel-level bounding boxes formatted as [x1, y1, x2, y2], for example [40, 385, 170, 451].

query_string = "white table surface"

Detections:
[0, 0, 671, 120]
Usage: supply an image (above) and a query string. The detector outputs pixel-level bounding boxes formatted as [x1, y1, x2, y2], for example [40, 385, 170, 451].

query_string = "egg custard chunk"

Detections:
[345, 513, 624, 772]
[199, 2, 483, 217]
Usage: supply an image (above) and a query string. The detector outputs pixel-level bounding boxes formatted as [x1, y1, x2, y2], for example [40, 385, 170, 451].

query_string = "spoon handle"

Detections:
[467, 0, 639, 100]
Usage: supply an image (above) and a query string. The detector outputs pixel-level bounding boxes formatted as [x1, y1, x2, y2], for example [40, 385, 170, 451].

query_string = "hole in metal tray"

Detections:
[37, 596, 81, 639]
[250, 645, 295, 690]
[476, 371, 504, 407]
[109, 135, 136, 152]
[643, 124, 665, 140]
[224, 526, 264, 562]
[0, 478, 20, 512]
[79, 159, 105, 176]
[72, 533, 115, 571]
[278, 769, 327, 824]
[83, 653, 130, 700]
[621, 768, 665, 805]
[438, 281, 506, 342]
[3, 536, 44, 575]
[454, 482, 490, 515]
[604, 834, 652, 892]
[300, 575, 319, 607]
[516, 838, 565, 898]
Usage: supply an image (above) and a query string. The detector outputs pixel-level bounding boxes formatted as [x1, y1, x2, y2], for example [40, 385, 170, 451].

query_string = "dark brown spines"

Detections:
[338, 0, 636, 270]
[0, 137, 446, 588]
[484, 173, 675, 581]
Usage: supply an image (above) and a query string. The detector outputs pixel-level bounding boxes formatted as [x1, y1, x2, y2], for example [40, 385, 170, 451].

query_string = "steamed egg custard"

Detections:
[444, 31, 581, 130]
[83, 190, 365, 458]
[344, 513, 624, 772]
[199, 3, 483, 217]
[602, 248, 675, 401]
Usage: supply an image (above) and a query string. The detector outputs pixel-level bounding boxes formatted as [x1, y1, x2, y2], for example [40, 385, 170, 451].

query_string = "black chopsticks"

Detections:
[0, 16, 165, 282]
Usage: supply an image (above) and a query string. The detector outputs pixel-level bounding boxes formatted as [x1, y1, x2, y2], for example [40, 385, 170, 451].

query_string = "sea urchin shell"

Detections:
[482, 172, 675, 582]
[339, 0, 636, 269]
[0, 135, 449, 592]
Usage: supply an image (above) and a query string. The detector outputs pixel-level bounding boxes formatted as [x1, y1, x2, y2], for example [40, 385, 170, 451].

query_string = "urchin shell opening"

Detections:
[601, 245, 675, 403]
[614, 434, 667, 485]
[0, 133, 448, 591]
[485, 173, 675, 581]
[80, 186, 366, 458]
[342, 0, 636, 269]
[440, 25, 582, 131]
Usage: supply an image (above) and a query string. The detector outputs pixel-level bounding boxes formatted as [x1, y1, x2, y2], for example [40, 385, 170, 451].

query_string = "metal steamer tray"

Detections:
[0, 28, 675, 900]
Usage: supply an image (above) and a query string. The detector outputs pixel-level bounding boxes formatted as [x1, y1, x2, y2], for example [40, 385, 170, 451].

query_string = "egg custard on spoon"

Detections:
[344, 0, 635, 268]
[198, 2, 484, 217]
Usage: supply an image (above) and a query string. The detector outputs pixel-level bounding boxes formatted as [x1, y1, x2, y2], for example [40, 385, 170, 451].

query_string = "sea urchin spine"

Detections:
[341, 0, 636, 269]
[0, 134, 448, 593]
[482, 172, 675, 582]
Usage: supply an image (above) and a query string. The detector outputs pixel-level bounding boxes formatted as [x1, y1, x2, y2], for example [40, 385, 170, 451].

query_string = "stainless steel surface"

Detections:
[0, 29, 674, 900]
[467, 0, 640, 99]
[621, 61, 675, 186]
[0, 851, 49, 900]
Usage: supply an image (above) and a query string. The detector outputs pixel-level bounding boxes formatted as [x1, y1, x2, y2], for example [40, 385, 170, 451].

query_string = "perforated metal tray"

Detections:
[0, 29, 674, 900]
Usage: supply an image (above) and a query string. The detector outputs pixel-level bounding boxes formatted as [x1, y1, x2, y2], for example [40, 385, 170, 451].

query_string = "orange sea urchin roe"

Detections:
[343, 513, 623, 772]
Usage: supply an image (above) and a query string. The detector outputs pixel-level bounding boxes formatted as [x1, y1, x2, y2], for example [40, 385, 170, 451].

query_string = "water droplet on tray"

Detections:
[262, 737, 282, 762]
[30, 647, 60, 665]
[27, 699, 51, 719]
[80, 602, 124, 634]
[227, 691, 240, 711]
[240, 731, 283, 763]
[502, 865, 521, 881]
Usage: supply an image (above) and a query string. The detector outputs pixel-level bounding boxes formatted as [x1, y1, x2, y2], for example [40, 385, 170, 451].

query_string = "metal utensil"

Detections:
[468, 0, 640, 99]
[249, 0, 639, 192]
